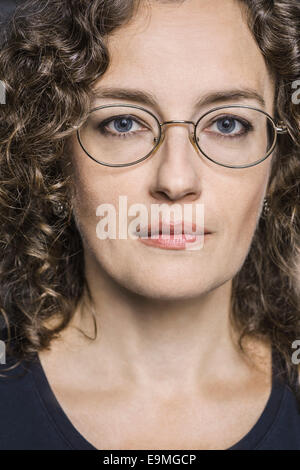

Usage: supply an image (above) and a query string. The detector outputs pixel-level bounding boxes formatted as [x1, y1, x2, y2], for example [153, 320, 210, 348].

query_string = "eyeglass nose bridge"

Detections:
[161, 120, 196, 126]
[156, 119, 198, 150]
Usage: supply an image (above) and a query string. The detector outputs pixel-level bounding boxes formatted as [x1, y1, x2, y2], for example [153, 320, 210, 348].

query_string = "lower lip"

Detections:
[138, 233, 211, 250]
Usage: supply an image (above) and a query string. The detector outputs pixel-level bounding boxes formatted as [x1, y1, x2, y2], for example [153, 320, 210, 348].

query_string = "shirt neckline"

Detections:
[27, 345, 286, 450]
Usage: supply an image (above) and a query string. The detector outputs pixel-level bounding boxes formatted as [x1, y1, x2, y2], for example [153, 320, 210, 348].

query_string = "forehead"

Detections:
[98, 0, 275, 114]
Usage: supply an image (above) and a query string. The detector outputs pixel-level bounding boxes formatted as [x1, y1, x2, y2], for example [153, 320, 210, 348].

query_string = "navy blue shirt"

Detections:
[0, 345, 300, 450]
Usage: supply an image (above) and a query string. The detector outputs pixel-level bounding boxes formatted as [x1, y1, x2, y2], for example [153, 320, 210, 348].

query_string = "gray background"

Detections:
[0, 0, 21, 21]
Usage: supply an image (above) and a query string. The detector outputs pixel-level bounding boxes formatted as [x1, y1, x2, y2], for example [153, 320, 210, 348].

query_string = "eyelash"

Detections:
[98, 115, 149, 139]
[97, 114, 254, 139]
[206, 115, 254, 139]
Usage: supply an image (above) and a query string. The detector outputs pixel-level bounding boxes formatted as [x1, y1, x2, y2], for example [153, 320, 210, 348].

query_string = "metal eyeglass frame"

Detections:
[76, 103, 289, 169]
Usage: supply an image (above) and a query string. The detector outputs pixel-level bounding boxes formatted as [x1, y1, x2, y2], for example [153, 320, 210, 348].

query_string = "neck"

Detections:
[64, 257, 253, 397]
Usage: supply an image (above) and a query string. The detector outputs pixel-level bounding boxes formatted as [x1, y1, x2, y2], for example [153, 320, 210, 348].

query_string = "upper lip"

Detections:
[138, 220, 211, 237]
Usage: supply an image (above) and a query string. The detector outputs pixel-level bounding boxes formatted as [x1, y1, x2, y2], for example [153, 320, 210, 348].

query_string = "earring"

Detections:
[262, 197, 271, 218]
[53, 201, 69, 218]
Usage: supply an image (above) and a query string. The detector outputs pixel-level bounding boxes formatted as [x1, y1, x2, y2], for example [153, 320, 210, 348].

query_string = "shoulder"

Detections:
[0, 354, 38, 430]
[0, 353, 68, 450]
[0, 352, 34, 396]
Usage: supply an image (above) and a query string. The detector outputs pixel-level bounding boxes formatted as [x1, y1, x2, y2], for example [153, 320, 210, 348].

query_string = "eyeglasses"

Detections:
[76, 104, 288, 169]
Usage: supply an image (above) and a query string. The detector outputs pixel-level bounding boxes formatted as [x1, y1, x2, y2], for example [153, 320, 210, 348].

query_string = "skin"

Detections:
[39, 0, 278, 449]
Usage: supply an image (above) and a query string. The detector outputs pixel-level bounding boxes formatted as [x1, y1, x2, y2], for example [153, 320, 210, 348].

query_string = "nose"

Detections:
[149, 121, 202, 202]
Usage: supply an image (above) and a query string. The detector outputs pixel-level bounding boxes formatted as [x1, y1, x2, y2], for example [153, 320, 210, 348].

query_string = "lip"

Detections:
[136, 220, 211, 251]
[138, 220, 210, 238]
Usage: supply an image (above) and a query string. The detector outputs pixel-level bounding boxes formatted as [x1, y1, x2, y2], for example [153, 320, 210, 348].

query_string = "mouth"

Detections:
[138, 220, 210, 238]
[136, 220, 211, 251]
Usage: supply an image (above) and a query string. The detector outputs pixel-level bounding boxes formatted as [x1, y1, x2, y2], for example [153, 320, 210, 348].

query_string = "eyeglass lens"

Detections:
[78, 106, 276, 167]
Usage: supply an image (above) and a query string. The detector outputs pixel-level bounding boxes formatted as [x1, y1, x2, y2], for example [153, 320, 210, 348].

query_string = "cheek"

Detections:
[219, 175, 268, 274]
[69, 160, 110, 247]
[70, 162, 139, 262]
[69, 139, 141, 220]
[236, 190, 264, 239]
[70, 152, 113, 222]
[223, 159, 271, 234]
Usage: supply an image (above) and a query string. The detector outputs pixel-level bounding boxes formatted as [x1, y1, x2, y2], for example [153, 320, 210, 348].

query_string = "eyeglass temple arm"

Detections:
[275, 122, 288, 134]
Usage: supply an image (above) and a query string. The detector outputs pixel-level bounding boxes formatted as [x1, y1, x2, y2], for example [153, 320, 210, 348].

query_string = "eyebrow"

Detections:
[92, 87, 266, 111]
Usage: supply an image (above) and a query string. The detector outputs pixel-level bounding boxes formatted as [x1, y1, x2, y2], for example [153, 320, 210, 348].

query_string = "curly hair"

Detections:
[0, 0, 299, 405]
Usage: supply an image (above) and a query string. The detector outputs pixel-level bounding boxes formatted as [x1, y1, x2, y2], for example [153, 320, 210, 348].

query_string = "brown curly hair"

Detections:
[0, 0, 299, 406]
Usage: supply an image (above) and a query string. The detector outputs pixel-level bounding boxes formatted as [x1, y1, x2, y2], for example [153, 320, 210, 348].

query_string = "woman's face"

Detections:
[69, 0, 275, 300]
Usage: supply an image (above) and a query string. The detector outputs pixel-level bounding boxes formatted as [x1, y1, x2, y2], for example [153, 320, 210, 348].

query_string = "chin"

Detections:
[111, 271, 216, 301]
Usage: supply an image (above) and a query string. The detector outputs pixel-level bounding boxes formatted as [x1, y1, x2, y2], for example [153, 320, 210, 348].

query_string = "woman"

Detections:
[0, 0, 299, 450]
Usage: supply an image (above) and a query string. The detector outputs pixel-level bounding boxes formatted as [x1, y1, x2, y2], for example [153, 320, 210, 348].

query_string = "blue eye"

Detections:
[97, 114, 148, 138]
[206, 115, 253, 139]
[216, 117, 237, 134]
[113, 117, 134, 133]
